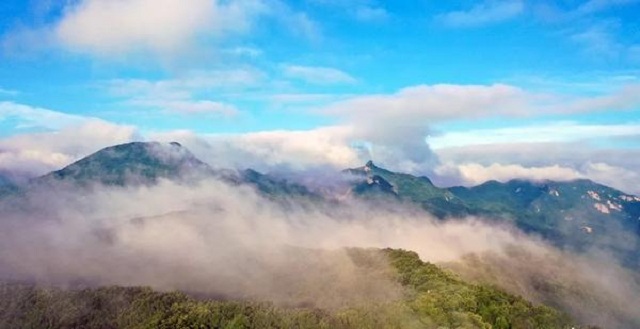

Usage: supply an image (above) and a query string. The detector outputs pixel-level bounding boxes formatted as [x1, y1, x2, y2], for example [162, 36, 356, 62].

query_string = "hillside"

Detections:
[39, 142, 213, 186]
[345, 161, 469, 217]
[0, 248, 582, 329]
[345, 161, 640, 265]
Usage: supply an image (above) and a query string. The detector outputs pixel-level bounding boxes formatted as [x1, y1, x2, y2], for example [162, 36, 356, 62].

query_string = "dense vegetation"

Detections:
[348, 161, 640, 266]
[0, 249, 586, 329]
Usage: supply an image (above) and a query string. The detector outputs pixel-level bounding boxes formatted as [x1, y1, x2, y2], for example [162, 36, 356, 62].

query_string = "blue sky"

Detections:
[0, 0, 639, 192]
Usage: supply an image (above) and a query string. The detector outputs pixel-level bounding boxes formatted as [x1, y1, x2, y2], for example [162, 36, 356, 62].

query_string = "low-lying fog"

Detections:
[0, 175, 639, 327]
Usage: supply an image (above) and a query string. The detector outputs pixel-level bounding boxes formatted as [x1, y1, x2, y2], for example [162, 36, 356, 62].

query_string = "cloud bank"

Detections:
[1, 167, 639, 327]
[1, 77, 639, 194]
[55, 0, 266, 58]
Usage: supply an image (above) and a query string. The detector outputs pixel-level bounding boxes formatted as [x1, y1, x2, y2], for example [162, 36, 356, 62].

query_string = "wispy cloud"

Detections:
[570, 21, 623, 58]
[282, 65, 357, 85]
[354, 5, 389, 22]
[269, 93, 346, 104]
[567, 20, 640, 62]
[105, 69, 264, 116]
[0, 101, 91, 131]
[309, 0, 389, 22]
[576, 0, 640, 15]
[437, 0, 524, 28]
[0, 88, 19, 97]
[0, 102, 139, 177]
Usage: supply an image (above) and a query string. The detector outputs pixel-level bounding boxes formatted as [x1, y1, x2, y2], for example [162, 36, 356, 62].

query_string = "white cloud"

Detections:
[433, 142, 640, 194]
[581, 162, 640, 194]
[354, 6, 389, 22]
[2, 81, 638, 196]
[433, 161, 640, 195]
[3, 0, 322, 61]
[269, 93, 347, 105]
[282, 65, 357, 85]
[570, 22, 623, 58]
[576, 0, 640, 14]
[0, 102, 140, 178]
[324, 84, 531, 123]
[438, 0, 524, 28]
[0, 88, 19, 97]
[54, 0, 267, 57]
[313, 82, 640, 176]
[285, 11, 321, 40]
[561, 84, 640, 113]
[0, 101, 91, 131]
[435, 162, 582, 186]
[309, 0, 388, 22]
[150, 126, 362, 171]
[105, 69, 263, 116]
[0, 120, 139, 178]
[138, 100, 239, 116]
[107, 69, 264, 96]
[429, 122, 640, 149]
[223, 46, 263, 58]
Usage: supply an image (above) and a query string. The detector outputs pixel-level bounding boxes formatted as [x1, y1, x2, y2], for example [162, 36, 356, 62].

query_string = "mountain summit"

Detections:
[42, 142, 212, 185]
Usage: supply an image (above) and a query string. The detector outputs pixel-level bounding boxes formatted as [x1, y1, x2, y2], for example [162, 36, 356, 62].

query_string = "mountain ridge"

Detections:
[3, 142, 639, 266]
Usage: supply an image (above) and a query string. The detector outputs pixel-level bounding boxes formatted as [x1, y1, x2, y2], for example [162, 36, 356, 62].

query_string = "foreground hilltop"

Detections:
[0, 248, 582, 329]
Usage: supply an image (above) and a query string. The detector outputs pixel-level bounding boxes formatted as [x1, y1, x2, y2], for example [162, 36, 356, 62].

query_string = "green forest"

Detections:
[0, 248, 596, 329]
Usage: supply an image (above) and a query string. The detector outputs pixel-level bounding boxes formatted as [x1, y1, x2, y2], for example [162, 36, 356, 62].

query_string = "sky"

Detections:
[0, 0, 639, 193]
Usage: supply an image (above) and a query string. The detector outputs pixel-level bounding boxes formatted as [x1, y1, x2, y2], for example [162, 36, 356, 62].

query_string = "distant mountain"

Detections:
[450, 179, 640, 238]
[345, 161, 469, 217]
[39, 142, 213, 186]
[240, 168, 319, 200]
[449, 178, 640, 263]
[15, 142, 319, 202]
[4, 142, 639, 266]
[346, 161, 640, 265]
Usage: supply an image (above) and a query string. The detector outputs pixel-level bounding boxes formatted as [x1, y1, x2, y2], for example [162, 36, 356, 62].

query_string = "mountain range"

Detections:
[2, 141, 640, 328]
[347, 161, 640, 266]
[3, 141, 639, 268]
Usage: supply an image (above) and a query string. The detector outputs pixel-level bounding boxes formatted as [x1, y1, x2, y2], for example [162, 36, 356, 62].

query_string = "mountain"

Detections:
[451, 179, 640, 230]
[0, 143, 635, 327]
[11, 142, 318, 204]
[5, 142, 640, 264]
[239, 168, 324, 204]
[346, 161, 640, 265]
[39, 142, 213, 186]
[345, 161, 469, 217]
[450, 179, 640, 259]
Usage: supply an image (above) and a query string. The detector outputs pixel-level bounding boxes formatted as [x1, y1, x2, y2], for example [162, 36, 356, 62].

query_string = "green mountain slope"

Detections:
[346, 162, 640, 265]
[0, 249, 582, 329]
[40, 142, 213, 186]
[5, 142, 318, 202]
[450, 179, 640, 259]
[345, 161, 469, 217]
